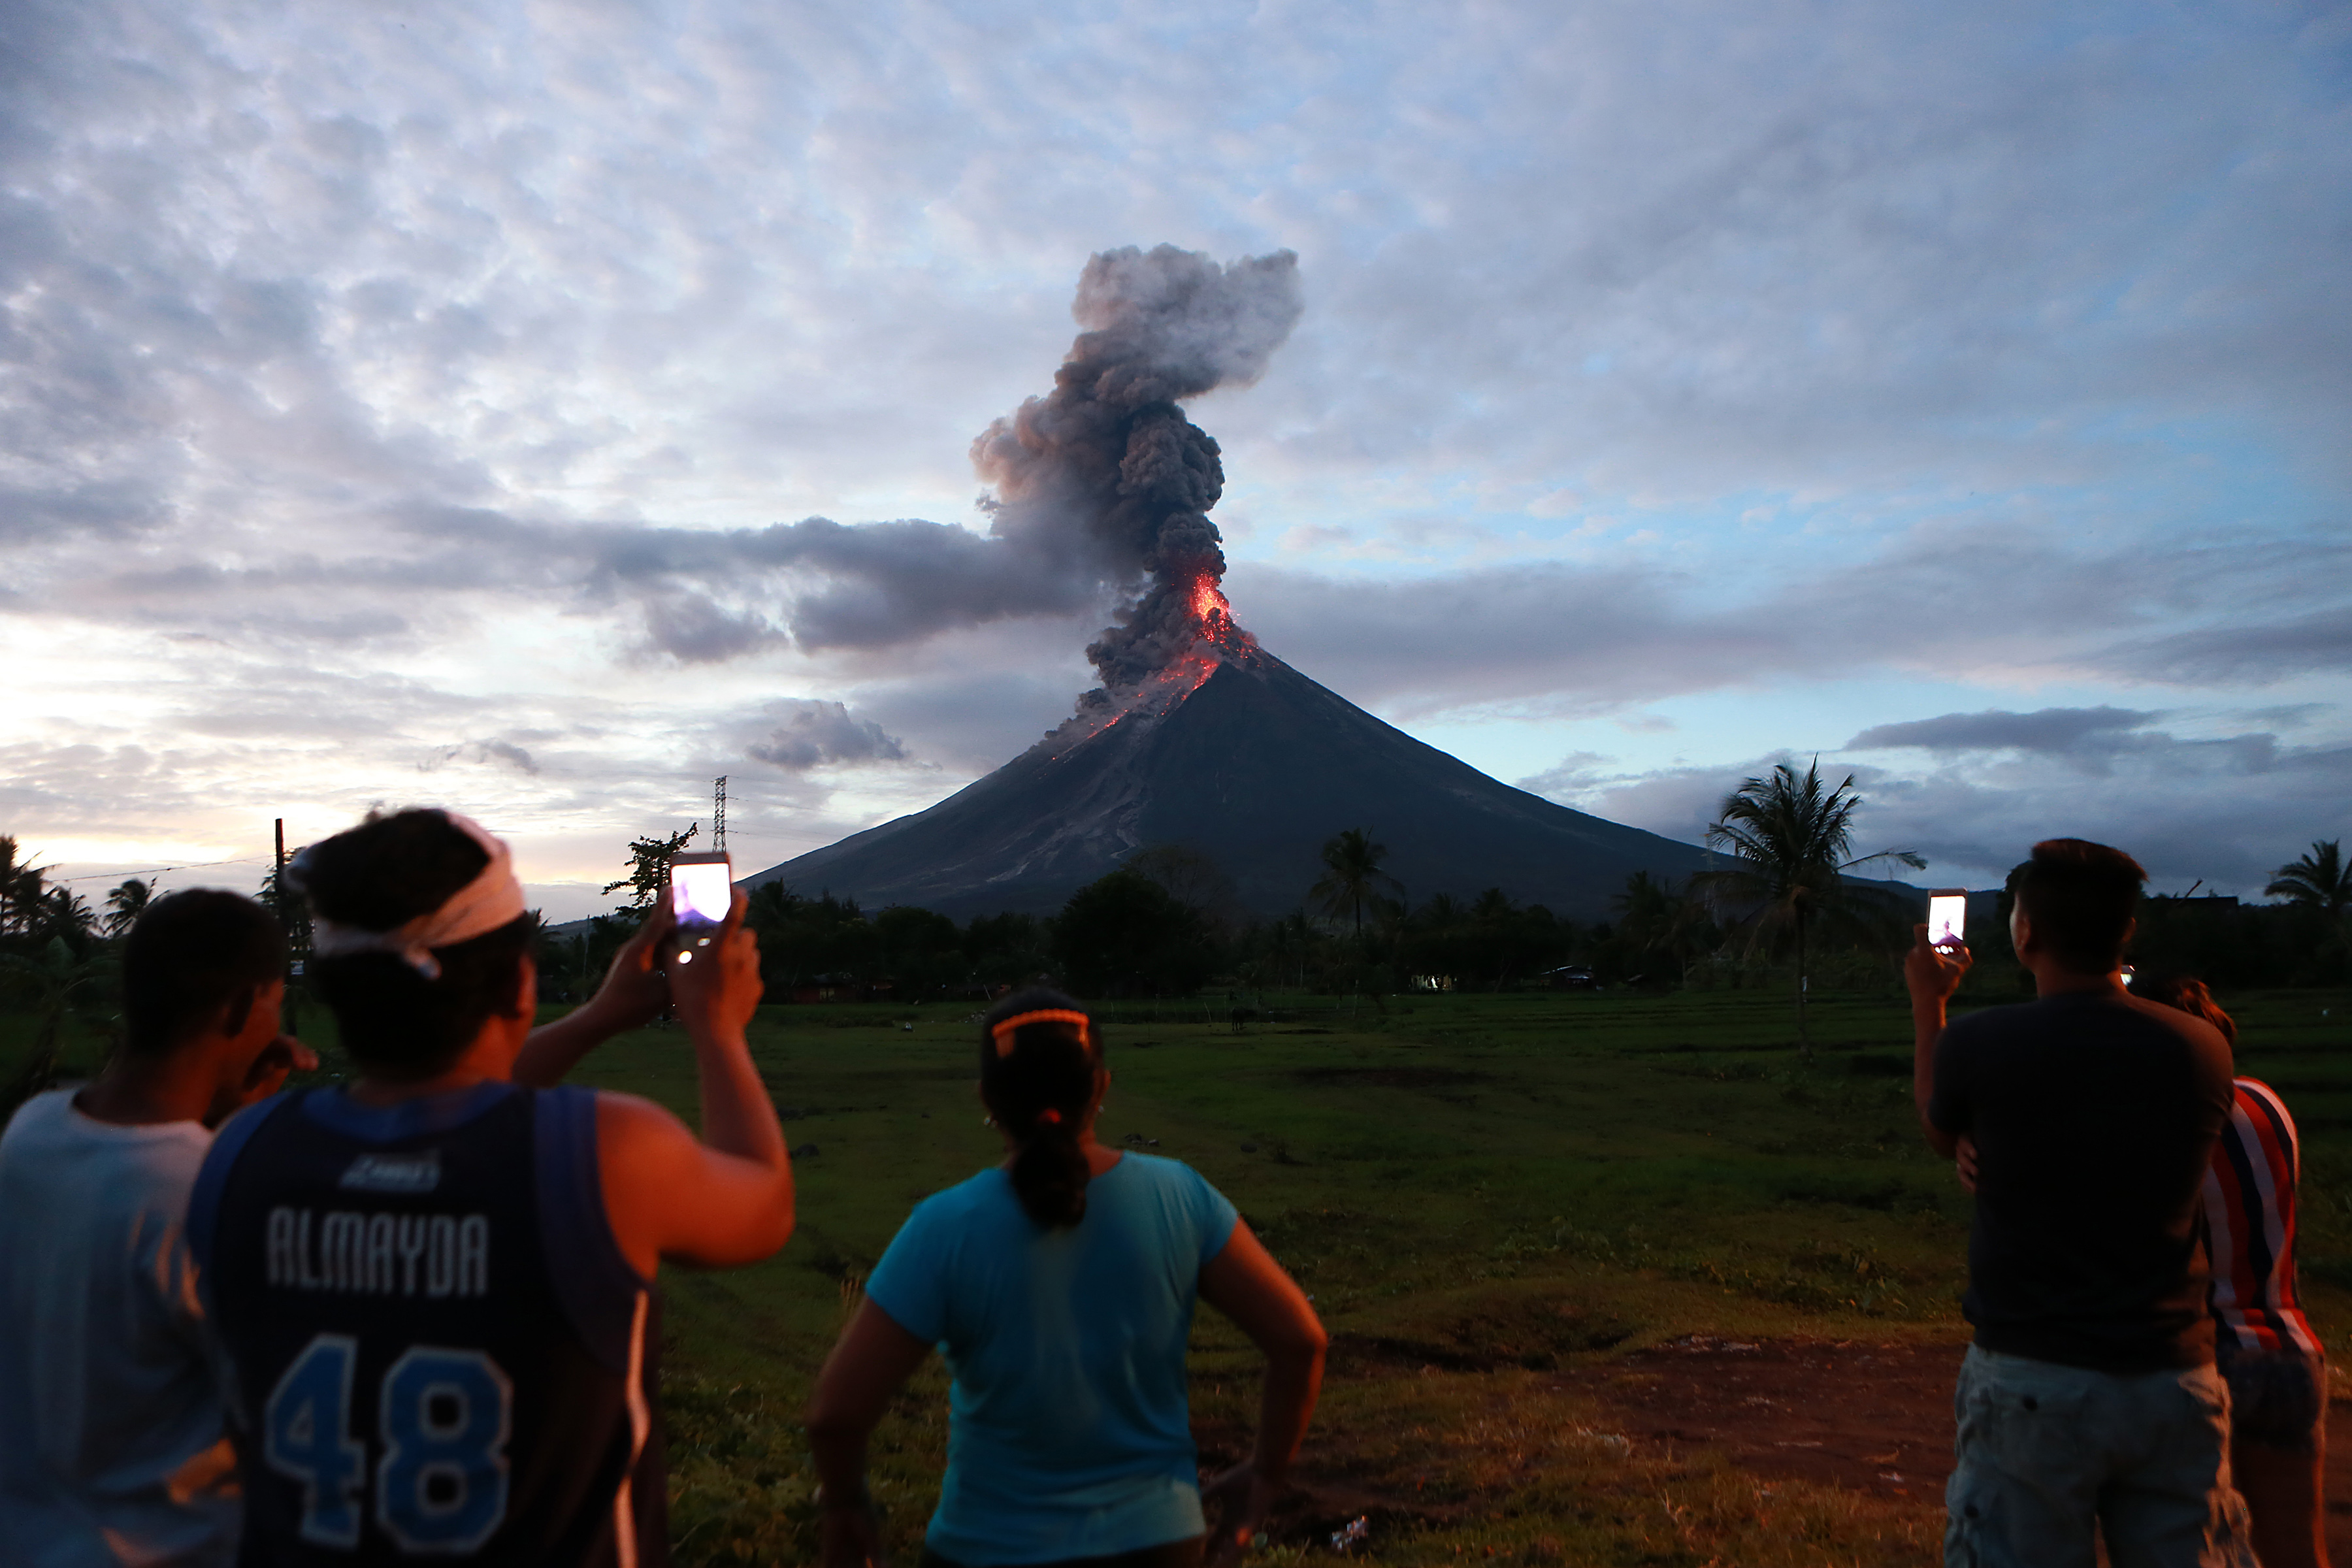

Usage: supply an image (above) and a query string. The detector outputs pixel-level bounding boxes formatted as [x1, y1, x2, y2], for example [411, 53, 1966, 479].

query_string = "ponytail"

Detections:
[980, 989, 1102, 1229]
[1009, 1109, 1091, 1229]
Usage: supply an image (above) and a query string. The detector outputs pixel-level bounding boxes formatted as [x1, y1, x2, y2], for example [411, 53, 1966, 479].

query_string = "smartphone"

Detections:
[1927, 889, 1967, 949]
[669, 851, 733, 961]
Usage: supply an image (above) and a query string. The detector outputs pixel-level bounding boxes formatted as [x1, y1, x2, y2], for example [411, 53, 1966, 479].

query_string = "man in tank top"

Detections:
[192, 808, 793, 1566]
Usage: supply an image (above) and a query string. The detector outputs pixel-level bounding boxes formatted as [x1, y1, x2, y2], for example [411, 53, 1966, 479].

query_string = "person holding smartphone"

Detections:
[807, 990, 1326, 1568]
[1910, 840, 2250, 1567]
[189, 808, 792, 1565]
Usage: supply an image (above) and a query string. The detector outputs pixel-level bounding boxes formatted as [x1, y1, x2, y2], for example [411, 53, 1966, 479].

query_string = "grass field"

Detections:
[9, 983, 2352, 1564]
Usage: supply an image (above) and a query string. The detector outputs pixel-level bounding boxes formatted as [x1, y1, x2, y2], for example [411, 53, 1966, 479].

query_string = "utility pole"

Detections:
[712, 776, 728, 853]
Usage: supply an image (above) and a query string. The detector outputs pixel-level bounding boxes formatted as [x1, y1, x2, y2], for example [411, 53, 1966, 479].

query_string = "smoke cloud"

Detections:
[972, 244, 1303, 691]
[434, 248, 1301, 673]
[751, 700, 909, 770]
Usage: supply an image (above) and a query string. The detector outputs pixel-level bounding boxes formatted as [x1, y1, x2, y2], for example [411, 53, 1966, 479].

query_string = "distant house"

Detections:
[1413, 974, 1456, 992]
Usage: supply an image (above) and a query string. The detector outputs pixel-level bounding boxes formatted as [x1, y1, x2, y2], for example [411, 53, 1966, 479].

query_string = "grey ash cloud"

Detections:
[749, 701, 909, 772]
[971, 244, 1302, 689]
[360, 238, 1300, 672]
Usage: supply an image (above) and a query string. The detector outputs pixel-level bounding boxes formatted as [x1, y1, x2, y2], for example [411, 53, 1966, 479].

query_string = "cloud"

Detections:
[1846, 707, 2158, 754]
[425, 740, 540, 776]
[2100, 610, 2352, 688]
[1231, 524, 2352, 719]
[1524, 724, 2350, 898]
[748, 700, 909, 772]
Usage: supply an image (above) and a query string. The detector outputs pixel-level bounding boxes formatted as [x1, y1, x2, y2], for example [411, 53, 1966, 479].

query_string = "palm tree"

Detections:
[0, 936, 113, 1122]
[2268, 840, 2352, 975]
[746, 879, 801, 931]
[103, 877, 154, 939]
[2267, 840, 2351, 921]
[1264, 909, 1316, 991]
[0, 836, 47, 938]
[37, 886, 97, 947]
[1612, 871, 1710, 987]
[1694, 760, 1924, 1059]
[1309, 828, 1405, 945]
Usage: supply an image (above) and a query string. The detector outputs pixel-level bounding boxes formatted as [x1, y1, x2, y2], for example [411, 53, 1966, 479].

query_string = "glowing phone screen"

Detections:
[670, 861, 732, 926]
[1928, 893, 1966, 948]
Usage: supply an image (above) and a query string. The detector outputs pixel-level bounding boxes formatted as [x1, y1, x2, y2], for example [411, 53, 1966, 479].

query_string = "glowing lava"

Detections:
[1183, 574, 1255, 662]
[1165, 572, 1257, 699]
[1041, 573, 1259, 756]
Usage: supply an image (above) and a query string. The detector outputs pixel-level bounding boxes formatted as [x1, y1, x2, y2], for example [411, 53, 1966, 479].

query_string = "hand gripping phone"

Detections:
[668, 851, 733, 964]
[1927, 889, 1967, 949]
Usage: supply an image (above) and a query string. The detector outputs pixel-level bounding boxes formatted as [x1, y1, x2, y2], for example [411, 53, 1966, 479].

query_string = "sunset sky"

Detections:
[5, 0, 2347, 919]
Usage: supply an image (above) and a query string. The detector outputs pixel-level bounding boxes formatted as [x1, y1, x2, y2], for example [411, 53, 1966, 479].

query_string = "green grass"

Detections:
[10, 985, 2352, 1564]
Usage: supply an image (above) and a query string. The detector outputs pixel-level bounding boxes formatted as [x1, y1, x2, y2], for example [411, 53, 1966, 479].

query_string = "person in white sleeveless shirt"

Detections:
[0, 890, 300, 1566]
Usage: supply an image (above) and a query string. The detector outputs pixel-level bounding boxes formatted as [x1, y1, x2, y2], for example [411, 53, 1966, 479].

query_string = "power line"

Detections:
[42, 856, 270, 886]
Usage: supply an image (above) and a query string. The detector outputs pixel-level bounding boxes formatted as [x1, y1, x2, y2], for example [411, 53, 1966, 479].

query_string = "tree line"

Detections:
[567, 764, 2352, 1036]
[6, 783, 2347, 1081]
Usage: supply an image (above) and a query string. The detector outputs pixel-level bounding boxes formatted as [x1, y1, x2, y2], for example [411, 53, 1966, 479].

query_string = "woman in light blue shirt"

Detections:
[808, 990, 1326, 1568]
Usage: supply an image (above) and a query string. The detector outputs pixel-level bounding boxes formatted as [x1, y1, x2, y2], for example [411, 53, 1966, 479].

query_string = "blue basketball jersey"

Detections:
[189, 1083, 664, 1566]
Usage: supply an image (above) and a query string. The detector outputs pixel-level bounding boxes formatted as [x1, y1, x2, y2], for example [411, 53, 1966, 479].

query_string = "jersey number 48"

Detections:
[264, 1333, 514, 1552]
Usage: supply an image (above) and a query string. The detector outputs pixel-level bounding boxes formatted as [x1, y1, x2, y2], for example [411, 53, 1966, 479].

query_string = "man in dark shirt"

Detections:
[1910, 838, 2253, 1567]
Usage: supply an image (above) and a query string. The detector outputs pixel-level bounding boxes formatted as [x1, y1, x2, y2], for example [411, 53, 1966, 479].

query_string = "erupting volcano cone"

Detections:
[748, 646, 1712, 919]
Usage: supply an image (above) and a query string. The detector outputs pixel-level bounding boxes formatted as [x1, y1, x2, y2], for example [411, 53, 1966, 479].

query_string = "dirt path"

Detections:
[1563, 1336, 2352, 1555]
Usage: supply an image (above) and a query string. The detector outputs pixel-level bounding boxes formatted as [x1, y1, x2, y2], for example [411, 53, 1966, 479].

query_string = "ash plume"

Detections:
[973, 244, 1302, 693]
[392, 248, 1301, 674]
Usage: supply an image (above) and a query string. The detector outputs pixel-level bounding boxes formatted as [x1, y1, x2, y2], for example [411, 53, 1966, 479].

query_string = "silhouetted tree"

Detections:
[1695, 760, 1923, 1058]
[0, 936, 112, 1120]
[2268, 840, 2351, 921]
[254, 858, 312, 960]
[104, 877, 154, 939]
[1610, 871, 1714, 987]
[37, 886, 98, 951]
[1311, 828, 1404, 944]
[0, 837, 45, 941]
[604, 824, 699, 914]
[1125, 844, 1244, 936]
[966, 912, 1052, 990]
[1054, 871, 1215, 998]
[2267, 839, 2352, 977]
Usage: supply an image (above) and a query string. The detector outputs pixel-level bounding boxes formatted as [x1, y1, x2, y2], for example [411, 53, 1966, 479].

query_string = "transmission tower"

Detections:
[711, 776, 728, 853]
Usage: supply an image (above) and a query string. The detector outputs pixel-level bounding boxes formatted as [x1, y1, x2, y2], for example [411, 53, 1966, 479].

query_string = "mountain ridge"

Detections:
[747, 649, 1715, 921]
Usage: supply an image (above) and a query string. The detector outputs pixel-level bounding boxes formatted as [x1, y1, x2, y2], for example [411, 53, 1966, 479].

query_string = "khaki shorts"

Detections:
[1945, 1345, 2257, 1568]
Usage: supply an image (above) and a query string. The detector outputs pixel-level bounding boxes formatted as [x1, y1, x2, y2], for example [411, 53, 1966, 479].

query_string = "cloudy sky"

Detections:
[5, 0, 2347, 919]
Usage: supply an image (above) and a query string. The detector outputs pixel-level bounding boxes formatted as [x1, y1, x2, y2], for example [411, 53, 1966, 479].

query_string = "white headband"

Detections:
[299, 812, 529, 980]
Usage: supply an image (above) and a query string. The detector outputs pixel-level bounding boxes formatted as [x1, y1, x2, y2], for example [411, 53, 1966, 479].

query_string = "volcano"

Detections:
[747, 246, 1712, 920]
[747, 645, 1712, 921]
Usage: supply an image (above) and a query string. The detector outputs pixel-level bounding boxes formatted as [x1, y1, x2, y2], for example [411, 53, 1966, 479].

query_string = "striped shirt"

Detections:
[2203, 1077, 2319, 1354]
